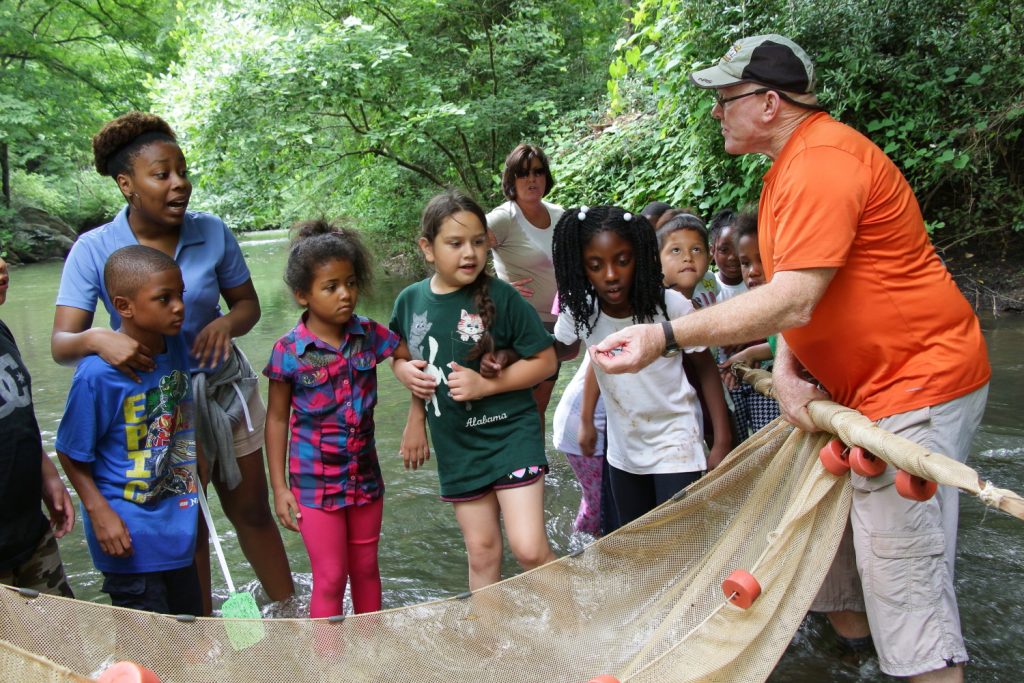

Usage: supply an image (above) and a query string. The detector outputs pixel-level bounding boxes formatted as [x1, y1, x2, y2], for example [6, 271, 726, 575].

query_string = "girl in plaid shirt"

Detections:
[264, 222, 400, 617]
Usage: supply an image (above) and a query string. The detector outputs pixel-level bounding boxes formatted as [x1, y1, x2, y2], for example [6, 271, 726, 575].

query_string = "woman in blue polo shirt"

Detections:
[50, 112, 294, 612]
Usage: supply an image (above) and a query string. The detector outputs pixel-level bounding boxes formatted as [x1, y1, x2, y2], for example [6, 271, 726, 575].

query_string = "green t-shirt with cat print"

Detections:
[389, 276, 552, 496]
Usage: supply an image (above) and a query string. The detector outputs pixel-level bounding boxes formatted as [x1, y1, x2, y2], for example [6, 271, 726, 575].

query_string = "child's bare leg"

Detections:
[195, 449, 213, 615]
[496, 478, 555, 570]
[453, 494, 503, 590]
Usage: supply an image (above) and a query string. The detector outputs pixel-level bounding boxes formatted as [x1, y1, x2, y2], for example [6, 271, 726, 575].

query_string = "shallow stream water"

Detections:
[6, 230, 1022, 681]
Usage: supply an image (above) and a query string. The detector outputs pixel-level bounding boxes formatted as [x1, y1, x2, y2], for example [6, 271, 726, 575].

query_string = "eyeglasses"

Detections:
[515, 167, 546, 179]
[713, 88, 771, 108]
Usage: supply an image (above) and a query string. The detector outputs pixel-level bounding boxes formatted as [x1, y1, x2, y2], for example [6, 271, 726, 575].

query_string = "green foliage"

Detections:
[155, 0, 624, 239]
[7, 0, 1018, 257]
[550, 0, 1024, 241]
[9, 168, 122, 230]
[0, 0, 180, 221]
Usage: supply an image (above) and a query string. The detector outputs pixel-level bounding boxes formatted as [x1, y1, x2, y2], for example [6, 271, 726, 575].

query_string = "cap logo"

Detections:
[721, 41, 744, 63]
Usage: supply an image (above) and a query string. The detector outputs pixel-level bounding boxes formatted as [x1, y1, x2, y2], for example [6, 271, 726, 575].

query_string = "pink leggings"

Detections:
[297, 497, 383, 618]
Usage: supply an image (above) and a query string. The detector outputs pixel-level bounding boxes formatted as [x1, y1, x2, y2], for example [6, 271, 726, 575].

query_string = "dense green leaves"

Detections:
[0, 0, 179, 237]
[155, 0, 623, 236]
[4, 0, 1020, 255]
[550, 0, 1024, 243]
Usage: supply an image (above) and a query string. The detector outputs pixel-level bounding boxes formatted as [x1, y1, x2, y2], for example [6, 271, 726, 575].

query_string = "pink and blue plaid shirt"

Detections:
[264, 314, 399, 510]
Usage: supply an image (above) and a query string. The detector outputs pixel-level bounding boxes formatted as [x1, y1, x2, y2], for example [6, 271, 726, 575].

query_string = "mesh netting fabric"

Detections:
[5, 366, 1021, 682]
[2, 417, 847, 682]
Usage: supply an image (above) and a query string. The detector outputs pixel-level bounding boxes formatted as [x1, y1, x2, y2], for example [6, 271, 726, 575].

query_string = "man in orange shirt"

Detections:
[591, 34, 990, 682]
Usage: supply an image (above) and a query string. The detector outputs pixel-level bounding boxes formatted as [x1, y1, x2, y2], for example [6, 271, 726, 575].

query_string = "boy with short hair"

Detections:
[0, 255, 75, 596]
[56, 245, 201, 615]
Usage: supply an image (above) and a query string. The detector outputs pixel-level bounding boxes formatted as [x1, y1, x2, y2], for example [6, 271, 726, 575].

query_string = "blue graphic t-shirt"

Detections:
[56, 334, 198, 573]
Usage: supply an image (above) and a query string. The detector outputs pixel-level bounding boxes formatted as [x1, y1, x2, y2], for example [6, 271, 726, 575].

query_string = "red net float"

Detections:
[819, 439, 850, 476]
[587, 677, 620, 683]
[895, 469, 938, 501]
[722, 569, 762, 609]
[96, 662, 161, 683]
[849, 446, 887, 478]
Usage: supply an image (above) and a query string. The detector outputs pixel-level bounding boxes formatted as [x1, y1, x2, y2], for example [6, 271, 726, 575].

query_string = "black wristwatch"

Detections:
[660, 320, 680, 357]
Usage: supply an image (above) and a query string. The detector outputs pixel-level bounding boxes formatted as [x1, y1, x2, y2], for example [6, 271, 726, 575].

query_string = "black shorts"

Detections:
[101, 563, 203, 616]
[441, 465, 549, 503]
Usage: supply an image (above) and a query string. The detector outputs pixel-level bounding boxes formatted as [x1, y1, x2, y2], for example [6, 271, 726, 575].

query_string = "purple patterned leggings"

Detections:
[564, 453, 605, 535]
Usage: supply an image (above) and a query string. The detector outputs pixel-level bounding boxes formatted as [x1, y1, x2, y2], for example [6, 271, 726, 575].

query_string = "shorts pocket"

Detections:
[293, 367, 337, 415]
[867, 531, 946, 611]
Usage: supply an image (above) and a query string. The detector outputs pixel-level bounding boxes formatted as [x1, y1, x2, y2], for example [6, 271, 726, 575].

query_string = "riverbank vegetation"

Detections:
[2, 1, 1021, 268]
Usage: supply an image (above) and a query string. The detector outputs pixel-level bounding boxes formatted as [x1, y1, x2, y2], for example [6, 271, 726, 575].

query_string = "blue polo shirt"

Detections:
[56, 206, 252, 373]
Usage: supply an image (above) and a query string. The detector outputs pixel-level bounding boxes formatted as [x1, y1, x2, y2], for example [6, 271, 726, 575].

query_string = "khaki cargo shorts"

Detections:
[231, 383, 267, 457]
[810, 384, 988, 677]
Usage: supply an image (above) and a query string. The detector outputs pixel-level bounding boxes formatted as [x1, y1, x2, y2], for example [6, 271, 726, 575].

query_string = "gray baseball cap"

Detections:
[690, 34, 816, 93]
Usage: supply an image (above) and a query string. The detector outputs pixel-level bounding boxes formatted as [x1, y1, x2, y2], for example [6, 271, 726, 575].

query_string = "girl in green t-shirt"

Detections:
[389, 189, 558, 590]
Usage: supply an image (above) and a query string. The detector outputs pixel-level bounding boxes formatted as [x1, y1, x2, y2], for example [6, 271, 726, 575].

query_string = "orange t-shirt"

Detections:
[759, 113, 990, 420]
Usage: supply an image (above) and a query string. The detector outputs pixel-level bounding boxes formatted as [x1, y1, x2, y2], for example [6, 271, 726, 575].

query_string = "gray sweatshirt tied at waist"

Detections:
[191, 344, 260, 490]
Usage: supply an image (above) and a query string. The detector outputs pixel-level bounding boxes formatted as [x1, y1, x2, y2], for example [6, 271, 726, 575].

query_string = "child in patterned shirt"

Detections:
[264, 221, 399, 617]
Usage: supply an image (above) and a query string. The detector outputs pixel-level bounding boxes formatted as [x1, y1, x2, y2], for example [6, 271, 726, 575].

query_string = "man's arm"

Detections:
[590, 268, 836, 373]
[771, 334, 829, 432]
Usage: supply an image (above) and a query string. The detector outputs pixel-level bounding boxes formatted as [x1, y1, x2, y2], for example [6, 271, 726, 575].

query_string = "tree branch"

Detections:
[371, 147, 447, 187]
[315, 109, 368, 135]
[457, 127, 485, 194]
[362, 2, 412, 42]
[485, 22, 498, 172]
[316, 146, 448, 188]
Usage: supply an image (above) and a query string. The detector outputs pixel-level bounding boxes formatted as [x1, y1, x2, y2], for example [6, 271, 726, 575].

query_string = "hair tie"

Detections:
[623, 212, 633, 222]
[577, 205, 589, 221]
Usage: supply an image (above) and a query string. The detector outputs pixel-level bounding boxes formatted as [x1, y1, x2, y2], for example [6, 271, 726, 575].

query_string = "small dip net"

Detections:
[3, 366, 1021, 683]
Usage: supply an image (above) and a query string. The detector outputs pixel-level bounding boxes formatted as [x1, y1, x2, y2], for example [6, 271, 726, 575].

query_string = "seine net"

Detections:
[3, 367, 1019, 682]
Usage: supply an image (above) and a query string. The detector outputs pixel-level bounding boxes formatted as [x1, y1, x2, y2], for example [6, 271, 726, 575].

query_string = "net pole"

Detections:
[732, 363, 1024, 522]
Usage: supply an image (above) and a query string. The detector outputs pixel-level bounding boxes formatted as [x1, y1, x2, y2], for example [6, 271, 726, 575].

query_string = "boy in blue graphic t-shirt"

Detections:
[57, 245, 201, 615]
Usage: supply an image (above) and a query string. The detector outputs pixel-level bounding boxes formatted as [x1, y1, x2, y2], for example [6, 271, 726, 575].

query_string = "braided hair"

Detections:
[553, 205, 668, 337]
[284, 219, 373, 295]
[420, 189, 495, 361]
[92, 112, 178, 178]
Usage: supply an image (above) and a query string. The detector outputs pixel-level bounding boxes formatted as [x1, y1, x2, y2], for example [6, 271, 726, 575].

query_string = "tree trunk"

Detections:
[1, 142, 9, 208]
